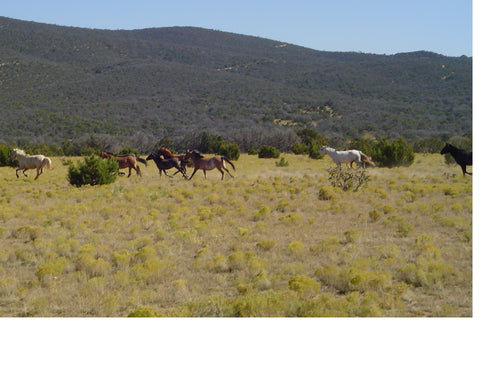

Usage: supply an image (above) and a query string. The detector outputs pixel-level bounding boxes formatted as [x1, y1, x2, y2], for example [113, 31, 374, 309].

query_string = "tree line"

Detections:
[1, 129, 471, 169]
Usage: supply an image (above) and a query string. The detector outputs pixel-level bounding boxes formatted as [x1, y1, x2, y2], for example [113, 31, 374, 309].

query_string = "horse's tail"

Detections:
[359, 152, 375, 166]
[43, 157, 53, 170]
[136, 157, 148, 166]
[221, 156, 236, 171]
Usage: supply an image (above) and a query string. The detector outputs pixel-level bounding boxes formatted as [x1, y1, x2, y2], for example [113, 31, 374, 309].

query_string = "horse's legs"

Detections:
[34, 167, 42, 180]
[461, 165, 472, 176]
[188, 168, 198, 180]
[203, 170, 207, 179]
[222, 167, 234, 178]
[216, 167, 225, 180]
[22, 168, 29, 177]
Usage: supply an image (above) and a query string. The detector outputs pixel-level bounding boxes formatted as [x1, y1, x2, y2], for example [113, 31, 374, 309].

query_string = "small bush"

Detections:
[275, 156, 289, 167]
[287, 241, 305, 255]
[256, 240, 276, 251]
[127, 306, 162, 317]
[318, 186, 336, 201]
[288, 275, 320, 296]
[258, 145, 280, 159]
[67, 155, 118, 187]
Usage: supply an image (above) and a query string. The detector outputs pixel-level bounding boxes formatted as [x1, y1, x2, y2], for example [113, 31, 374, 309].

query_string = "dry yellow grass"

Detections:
[0, 153, 472, 316]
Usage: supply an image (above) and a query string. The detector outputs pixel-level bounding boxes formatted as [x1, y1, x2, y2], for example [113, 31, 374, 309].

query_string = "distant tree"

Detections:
[258, 145, 280, 158]
[413, 138, 445, 153]
[119, 146, 139, 155]
[294, 128, 327, 159]
[218, 142, 240, 161]
[198, 132, 223, 153]
[291, 142, 309, 155]
[373, 138, 414, 168]
[0, 144, 15, 167]
[348, 136, 377, 157]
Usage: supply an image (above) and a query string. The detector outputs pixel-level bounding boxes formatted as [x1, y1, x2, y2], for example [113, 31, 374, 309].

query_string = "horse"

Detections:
[158, 147, 188, 173]
[440, 143, 472, 176]
[318, 146, 375, 169]
[10, 148, 53, 180]
[146, 153, 187, 178]
[183, 149, 235, 180]
[100, 151, 145, 177]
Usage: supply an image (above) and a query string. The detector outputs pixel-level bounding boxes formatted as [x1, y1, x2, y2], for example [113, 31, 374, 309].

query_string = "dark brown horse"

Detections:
[100, 151, 145, 177]
[146, 152, 187, 178]
[183, 149, 235, 180]
[158, 147, 188, 173]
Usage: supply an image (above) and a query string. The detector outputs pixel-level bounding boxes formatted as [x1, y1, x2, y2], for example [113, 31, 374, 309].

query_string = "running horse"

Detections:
[100, 151, 146, 177]
[158, 147, 188, 173]
[318, 146, 375, 169]
[183, 149, 235, 180]
[440, 143, 472, 176]
[146, 152, 187, 178]
[10, 148, 53, 180]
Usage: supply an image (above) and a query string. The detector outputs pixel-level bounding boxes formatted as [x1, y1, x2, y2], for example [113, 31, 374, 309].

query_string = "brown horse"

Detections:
[146, 152, 187, 178]
[158, 147, 188, 173]
[100, 151, 145, 177]
[183, 149, 235, 180]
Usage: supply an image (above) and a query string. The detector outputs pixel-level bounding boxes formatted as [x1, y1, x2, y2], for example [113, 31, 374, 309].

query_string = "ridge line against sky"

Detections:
[1, 0, 473, 57]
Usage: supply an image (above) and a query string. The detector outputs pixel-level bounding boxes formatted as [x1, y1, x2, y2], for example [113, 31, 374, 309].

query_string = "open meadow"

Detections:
[0, 153, 472, 317]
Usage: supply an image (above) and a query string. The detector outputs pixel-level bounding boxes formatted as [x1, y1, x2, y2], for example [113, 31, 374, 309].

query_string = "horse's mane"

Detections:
[192, 150, 204, 158]
[448, 143, 469, 153]
[13, 148, 27, 155]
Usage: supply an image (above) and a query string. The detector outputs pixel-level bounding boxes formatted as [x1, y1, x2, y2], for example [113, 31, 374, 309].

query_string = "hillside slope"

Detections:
[0, 16, 472, 147]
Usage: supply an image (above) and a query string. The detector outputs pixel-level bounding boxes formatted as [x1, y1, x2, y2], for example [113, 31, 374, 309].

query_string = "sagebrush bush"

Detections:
[327, 167, 369, 192]
[67, 155, 118, 187]
[256, 240, 276, 251]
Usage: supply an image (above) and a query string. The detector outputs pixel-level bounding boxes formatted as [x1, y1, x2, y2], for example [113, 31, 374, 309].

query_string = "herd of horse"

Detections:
[8, 143, 472, 180]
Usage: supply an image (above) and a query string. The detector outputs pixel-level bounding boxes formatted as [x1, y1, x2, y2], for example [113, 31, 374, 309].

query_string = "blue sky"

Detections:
[1, 0, 473, 56]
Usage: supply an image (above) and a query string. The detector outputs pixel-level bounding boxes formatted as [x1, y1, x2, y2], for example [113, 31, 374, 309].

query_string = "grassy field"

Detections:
[0, 153, 472, 317]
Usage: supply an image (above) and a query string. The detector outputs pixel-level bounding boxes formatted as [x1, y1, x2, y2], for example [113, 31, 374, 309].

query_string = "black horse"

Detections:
[146, 153, 187, 178]
[440, 143, 472, 176]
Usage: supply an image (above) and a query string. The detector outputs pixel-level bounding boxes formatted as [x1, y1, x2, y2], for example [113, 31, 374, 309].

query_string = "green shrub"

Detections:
[374, 138, 415, 168]
[218, 142, 240, 161]
[119, 146, 139, 155]
[67, 155, 118, 187]
[275, 156, 289, 167]
[0, 144, 15, 167]
[291, 142, 309, 155]
[258, 145, 280, 158]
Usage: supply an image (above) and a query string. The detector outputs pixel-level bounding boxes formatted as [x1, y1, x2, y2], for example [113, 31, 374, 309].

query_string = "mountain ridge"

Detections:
[0, 16, 472, 150]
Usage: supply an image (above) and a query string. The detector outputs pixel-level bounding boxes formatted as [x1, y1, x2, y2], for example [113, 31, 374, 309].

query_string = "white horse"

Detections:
[318, 146, 375, 169]
[10, 148, 53, 180]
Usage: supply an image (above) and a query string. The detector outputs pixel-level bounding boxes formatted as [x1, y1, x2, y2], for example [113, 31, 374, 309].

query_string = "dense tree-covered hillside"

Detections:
[0, 16, 472, 151]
